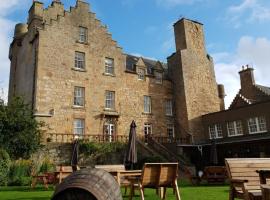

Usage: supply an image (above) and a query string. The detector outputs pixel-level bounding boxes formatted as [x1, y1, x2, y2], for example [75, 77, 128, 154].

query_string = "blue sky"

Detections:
[0, 0, 270, 107]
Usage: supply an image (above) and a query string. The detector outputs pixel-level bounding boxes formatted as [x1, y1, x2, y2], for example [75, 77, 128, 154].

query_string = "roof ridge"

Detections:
[255, 84, 270, 96]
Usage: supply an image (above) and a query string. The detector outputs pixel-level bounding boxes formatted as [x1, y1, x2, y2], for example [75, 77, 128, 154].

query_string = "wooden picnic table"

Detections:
[31, 174, 50, 189]
[103, 169, 142, 185]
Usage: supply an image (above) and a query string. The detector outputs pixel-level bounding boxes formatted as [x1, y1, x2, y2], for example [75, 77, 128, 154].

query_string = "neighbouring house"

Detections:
[202, 67, 270, 165]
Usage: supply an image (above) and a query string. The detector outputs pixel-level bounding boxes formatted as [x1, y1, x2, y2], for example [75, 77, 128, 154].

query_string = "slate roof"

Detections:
[256, 84, 270, 96]
[125, 54, 169, 79]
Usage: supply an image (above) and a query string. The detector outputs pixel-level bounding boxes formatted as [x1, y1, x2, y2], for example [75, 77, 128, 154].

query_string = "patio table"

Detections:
[104, 169, 142, 185]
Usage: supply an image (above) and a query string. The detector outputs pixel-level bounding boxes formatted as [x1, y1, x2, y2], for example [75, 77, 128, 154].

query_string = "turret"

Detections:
[28, 1, 44, 28]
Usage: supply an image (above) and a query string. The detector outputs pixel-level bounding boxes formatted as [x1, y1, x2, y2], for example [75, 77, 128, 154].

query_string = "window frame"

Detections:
[248, 116, 267, 134]
[165, 99, 173, 116]
[227, 121, 243, 137]
[137, 68, 145, 80]
[143, 96, 151, 114]
[74, 51, 85, 70]
[105, 90, 115, 110]
[209, 124, 223, 139]
[155, 71, 163, 84]
[74, 118, 85, 135]
[167, 124, 175, 138]
[73, 86, 85, 107]
[105, 57, 114, 75]
[78, 26, 88, 43]
[144, 123, 152, 135]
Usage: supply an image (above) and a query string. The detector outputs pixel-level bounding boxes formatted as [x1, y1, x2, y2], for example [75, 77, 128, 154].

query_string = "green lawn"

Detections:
[0, 185, 230, 200]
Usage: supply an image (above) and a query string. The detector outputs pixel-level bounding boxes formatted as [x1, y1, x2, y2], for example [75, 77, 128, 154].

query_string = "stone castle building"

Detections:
[8, 0, 224, 144]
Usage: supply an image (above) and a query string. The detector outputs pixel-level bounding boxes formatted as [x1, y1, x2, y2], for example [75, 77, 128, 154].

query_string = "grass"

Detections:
[0, 184, 230, 200]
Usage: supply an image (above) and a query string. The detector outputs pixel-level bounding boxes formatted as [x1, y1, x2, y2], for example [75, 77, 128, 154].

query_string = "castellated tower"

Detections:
[168, 18, 221, 142]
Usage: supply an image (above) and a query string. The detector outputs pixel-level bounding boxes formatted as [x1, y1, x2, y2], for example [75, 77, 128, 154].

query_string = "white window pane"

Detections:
[144, 96, 151, 113]
[79, 27, 87, 43]
[105, 91, 115, 109]
[74, 119, 85, 135]
[74, 87, 84, 106]
[138, 68, 145, 80]
[75, 52, 85, 69]
[248, 118, 258, 133]
[105, 58, 114, 75]
[258, 117, 267, 132]
[209, 124, 223, 139]
[165, 100, 173, 116]
[167, 124, 174, 138]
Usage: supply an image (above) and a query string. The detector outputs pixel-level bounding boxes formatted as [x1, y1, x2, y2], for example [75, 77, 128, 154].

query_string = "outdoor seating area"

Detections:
[1, 159, 270, 200]
[226, 158, 270, 200]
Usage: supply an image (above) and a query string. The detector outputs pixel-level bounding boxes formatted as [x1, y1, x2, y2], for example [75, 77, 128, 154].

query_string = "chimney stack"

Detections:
[239, 65, 255, 99]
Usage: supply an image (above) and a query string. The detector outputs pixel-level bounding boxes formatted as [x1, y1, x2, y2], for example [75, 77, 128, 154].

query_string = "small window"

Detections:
[79, 27, 87, 43]
[75, 51, 85, 70]
[209, 124, 223, 139]
[105, 91, 115, 109]
[167, 124, 174, 138]
[165, 99, 173, 116]
[74, 87, 85, 106]
[155, 72, 163, 84]
[144, 96, 151, 113]
[74, 119, 85, 135]
[138, 68, 145, 80]
[248, 116, 267, 134]
[105, 58, 114, 75]
[227, 121, 243, 137]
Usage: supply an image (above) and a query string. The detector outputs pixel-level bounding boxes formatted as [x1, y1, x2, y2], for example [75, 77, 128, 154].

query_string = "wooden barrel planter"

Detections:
[51, 168, 123, 200]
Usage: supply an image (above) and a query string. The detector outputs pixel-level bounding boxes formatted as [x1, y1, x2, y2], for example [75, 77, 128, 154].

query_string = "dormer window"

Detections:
[138, 68, 145, 80]
[79, 26, 87, 43]
[155, 71, 163, 84]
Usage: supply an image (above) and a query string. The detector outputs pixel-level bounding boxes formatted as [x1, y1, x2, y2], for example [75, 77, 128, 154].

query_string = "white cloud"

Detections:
[227, 0, 270, 26]
[213, 36, 270, 108]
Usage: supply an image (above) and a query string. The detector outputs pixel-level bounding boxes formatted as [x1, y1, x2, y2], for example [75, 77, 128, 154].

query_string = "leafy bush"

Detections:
[79, 142, 127, 165]
[0, 149, 11, 186]
[80, 141, 126, 155]
[0, 96, 44, 159]
[8, 159, 32, 186]
[39, 157, 55, 173]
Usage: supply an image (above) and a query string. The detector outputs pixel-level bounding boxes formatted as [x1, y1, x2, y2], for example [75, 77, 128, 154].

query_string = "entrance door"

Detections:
[144, 123, 152, 143]
[104, 122, 115, 142]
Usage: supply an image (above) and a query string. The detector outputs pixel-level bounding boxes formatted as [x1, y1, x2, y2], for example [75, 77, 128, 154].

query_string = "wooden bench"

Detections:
[55, 166, 74, 183]
[225, 158, 270, 200]
[129, 163, 181, 200]
[203, 166, 227, 184]
[95, 165, 132, 194]
[261, 185, 270, 200]
[31, 172, 56, 189]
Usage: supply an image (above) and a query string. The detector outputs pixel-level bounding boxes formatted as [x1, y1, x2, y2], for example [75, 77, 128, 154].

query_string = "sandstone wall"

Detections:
[33, 1, 173, 140]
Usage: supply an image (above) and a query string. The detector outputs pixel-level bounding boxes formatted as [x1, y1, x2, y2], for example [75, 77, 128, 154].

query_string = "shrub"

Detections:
[39, 157, 55, 173]
[0, 96, 44, 159]
[0, 149, 11, 186]
[8, 159, 32, 186]
[79, 141, 127, 165]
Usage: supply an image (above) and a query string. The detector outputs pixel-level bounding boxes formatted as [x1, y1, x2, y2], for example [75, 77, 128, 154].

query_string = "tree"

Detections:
[0, 96, 43, 159]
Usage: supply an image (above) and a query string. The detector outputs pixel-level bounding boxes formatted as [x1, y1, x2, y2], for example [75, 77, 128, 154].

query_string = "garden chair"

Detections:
[128, 163, 181, 200]
[225, 158, 270, 200]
